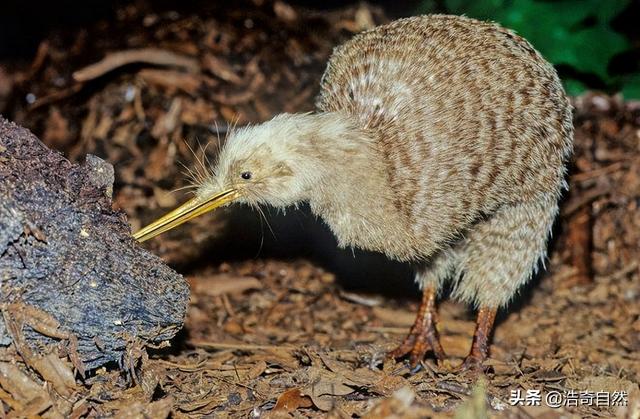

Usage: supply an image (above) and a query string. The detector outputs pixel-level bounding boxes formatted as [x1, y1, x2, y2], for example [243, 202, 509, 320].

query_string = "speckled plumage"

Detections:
[190, 14, 573, 367]
[315, 14, 573, 307]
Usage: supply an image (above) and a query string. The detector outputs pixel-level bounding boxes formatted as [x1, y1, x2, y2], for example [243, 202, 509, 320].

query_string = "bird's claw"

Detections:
[452, 355, 486, 374]
[387, 286, 445, 368]
[386, 316, 445, 368]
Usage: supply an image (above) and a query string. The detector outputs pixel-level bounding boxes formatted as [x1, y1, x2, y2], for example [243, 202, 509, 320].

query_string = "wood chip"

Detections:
[189, 273, 262, 296]
[138, 68, 203, 95]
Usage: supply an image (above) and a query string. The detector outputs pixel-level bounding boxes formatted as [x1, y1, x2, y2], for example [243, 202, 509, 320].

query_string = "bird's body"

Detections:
[135, 15, 573, 369]
[315, 15, 572, 267]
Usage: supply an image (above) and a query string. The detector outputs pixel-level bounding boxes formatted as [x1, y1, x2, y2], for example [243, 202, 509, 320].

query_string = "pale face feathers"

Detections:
[196, 113, 348, 209]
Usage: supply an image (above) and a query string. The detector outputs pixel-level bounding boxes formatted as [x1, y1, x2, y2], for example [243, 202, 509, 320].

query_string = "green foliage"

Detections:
[622, 74, 640, 100]
[423, 0, 637, 98]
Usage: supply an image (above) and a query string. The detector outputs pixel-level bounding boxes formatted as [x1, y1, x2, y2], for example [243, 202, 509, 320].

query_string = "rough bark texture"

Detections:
[0, 117, 189, 369]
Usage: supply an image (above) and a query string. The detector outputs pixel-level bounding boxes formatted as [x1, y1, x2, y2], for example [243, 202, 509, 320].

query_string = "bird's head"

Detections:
[133, 113, 332, 242]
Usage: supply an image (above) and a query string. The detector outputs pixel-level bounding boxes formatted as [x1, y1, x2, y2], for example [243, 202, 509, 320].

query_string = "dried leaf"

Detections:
[303, 368, 356, 411]
[273, 388, 313, 412]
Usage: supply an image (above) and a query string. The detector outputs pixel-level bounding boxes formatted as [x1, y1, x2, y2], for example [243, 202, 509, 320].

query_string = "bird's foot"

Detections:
[387, 286, 445, 368]
[452, 306, 497, 374]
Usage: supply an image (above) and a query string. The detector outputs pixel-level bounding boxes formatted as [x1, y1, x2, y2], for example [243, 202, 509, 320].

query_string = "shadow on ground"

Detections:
[180, 204, 418, 298]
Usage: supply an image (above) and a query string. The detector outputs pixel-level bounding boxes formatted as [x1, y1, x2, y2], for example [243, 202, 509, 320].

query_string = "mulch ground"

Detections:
[0, 1, 638, 417]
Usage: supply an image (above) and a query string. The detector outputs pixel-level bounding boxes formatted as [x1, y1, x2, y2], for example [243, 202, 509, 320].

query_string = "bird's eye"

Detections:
[241, 171, 252, 180]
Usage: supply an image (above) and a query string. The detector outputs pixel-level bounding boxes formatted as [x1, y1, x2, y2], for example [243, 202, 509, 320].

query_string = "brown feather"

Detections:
[311, 15, 573, 306]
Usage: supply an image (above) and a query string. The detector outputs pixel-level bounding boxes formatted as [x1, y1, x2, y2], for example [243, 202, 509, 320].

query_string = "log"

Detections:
[0, 117, 189, 369]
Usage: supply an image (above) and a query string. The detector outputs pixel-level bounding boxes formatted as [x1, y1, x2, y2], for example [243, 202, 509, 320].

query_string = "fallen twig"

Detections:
[72, 48, 200, 82]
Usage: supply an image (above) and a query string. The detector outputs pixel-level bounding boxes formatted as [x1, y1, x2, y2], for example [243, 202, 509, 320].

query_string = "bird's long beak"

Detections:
[133, 189, 238, 242]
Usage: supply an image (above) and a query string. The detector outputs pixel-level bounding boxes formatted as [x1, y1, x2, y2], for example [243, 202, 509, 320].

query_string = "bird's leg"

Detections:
[387, 286, 445, 367]
[457, 306, 497, 371]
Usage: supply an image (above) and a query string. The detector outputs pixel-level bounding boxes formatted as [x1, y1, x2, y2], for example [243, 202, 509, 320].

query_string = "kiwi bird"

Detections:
[134, 14, 573, 370]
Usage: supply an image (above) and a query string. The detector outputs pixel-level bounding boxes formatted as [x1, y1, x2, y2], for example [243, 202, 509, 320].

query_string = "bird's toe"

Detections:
[453, 355, 486, 374]
[386, 336, 416, 360]
[408, 340, 430, 368]
[387, 331, 446, 369]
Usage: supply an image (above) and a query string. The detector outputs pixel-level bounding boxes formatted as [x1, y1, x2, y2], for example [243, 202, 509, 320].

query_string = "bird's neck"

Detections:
[294, 112, 386, 191]
[300, 112, 406, 255]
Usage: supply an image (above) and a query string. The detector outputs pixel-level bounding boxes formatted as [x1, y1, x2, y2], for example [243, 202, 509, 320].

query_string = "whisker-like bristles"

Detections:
[184, 139, 211, 188]
[252, 202, 276, 242]
[252, 205, 266, 258]
[179, 147, 200, 181]
[178, 159, 195, 176]
[202, 140, 214, 169]
[226, 115, 240, 144]
[195, 138, 207, 168]
[179, 163, 203, 187]
[195, 140, 213, 183]
[230, 115, 239, 136]
[209, 120, 236, 176]
[179, 166, 197, 185]
[179, 165, 210, 196]
[213, 120, 223, 157]
[171, 184, 200, 194]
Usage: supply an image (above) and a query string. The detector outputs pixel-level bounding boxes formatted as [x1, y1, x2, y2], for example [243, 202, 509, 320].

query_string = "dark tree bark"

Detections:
[0, 117, 189, 369]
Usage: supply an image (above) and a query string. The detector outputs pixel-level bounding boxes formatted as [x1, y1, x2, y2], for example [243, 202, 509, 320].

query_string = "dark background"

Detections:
[2, 0, 639, 97]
